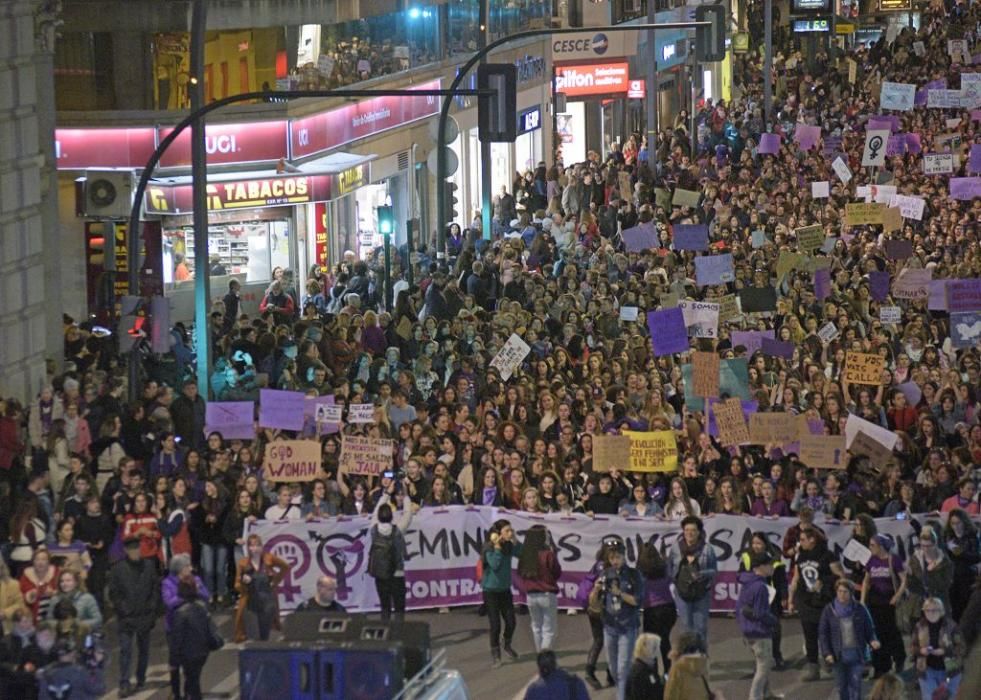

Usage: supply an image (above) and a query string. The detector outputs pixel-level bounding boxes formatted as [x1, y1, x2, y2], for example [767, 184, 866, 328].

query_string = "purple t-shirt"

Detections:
[865, 553, 902, 605]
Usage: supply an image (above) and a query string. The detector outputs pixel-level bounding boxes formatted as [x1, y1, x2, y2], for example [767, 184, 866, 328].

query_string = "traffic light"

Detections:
[477, 63, 517, 143]
[118, 295, 147, 354]
[696, 5, 727, 63]
[442, 182, 459, 225]
[376, 205, 394, 235]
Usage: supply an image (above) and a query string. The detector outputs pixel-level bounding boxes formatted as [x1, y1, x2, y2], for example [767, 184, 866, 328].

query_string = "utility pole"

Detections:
[190, 0, 211, 398]
[479, 1, 493, 243]
[764, 0, 773, 131]
[646, 0, 658, 172]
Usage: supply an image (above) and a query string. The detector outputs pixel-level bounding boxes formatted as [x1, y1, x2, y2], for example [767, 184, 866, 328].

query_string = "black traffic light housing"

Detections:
[442, 182, 459, 225]
[376, 205, 394, 235]
[696, 5, 727, 63]
[477, 63, 517, 143]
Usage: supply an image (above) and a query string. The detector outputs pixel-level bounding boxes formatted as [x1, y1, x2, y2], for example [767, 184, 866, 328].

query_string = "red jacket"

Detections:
[886, 406, 917, 433]
[0, 416, 24, 470]
[517, 549, 562, 594]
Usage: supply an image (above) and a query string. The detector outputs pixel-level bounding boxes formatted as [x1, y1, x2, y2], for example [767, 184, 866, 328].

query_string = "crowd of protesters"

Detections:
[1, 1, 981, 699]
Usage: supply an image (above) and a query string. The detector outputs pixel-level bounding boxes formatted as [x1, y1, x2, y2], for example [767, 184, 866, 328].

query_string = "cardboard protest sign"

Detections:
[849, 430, 896, 466]
[204, 401, 255, 440]
[845, 414, 899, 451]
[946, 279, 981, 312]
[695, 254, 735, 286]
[799, 434, 847, 469]
[592, 435, 632, 472]
[647, 308, 689, 356]
[718, 294, 740, 322]
[892, 268, 932, 300]
[844, 351, 885, 385]
[681, 358, 750, 412]
[259, 389, 306, 431]
[738, 287, 777, 313]
[692, 351, 720, 398]
[622, 430, 678, 472]
[654, 187, 672, 209]
[348, 403, 375, 424]
[882, 207, 903, 233]
[264, 440, 323, 483]
[862, 130, 891, 167]
[776, 251, 803, 280]
[490, 333, 531, 380]
[714, 398, 751, 447]
[673, 224, 710, 251]
[880, 306, 901, 324]
[796, 224, 825, 251]
[339, 435, 394, 476]
[673, 188, 701, 208]
[749, 413, 799, 445]
[845, 203, 885, 226]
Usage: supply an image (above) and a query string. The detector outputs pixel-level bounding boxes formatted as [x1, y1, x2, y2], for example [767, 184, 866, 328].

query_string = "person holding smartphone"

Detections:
[481, 519, 523, 668]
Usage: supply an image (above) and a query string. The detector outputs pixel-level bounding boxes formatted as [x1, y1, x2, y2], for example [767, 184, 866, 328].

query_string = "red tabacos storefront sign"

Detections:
[145, 174, 332, 214]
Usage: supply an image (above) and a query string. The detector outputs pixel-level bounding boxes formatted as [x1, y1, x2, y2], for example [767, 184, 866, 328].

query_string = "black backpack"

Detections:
[675, 558, 710, 603]
[367, 525, 401, 579]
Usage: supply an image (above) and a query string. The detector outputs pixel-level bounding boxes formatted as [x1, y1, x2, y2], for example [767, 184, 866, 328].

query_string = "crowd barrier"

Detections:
[250, 508, 946, 613]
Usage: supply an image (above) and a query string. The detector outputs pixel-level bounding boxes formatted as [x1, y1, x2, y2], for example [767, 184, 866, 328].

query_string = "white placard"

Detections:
[348, 403, 376, 424]
[928, 89, 969, 109]
[924, 153, 955, 175]
[619, 306, 639, 322]
[862, 130, 891, 167]
[946, 118, 963, 129]
[489, 333, 532, 381]
[843, 539, 872, 565]
[845, 413, 900, 451]
[818, 322, 839, 343]
[832, 156, 853, 183]
[811, 181, 830, 199]
[949, 39, 969, 57]
[871, 184, 897, 204]
[677, 300, 720, 339]
[880, 306, 901, 324]
[879, 81, 916, 111]
[315, 404, 343, 423]
[888, 194, 926, 221]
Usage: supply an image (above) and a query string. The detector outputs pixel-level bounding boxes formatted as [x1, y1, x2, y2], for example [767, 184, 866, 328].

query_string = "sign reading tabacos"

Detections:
[554, 62, 629, 96]
[291, 79, 440, 159]
[145, 174, 332, 214]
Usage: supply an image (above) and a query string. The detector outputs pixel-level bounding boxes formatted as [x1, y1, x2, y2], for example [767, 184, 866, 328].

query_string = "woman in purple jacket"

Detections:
[637, 535, 676, 677]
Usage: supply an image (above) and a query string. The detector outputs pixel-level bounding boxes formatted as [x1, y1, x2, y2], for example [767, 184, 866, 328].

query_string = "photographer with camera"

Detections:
[367, 489, 415, 622]
[588, 534, 643, 700]
[37, 638, 105, 700]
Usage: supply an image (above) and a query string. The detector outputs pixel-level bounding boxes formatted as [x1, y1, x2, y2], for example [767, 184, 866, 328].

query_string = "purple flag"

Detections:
[794, 124, 821, 150]
[759, 133, 781, 155]
[869, 271, 890, 301]
[905, 133, 922, 154]
[950, 177, 981, 200]
[673, 224, 710, 251]
[622, 222, 659, 252]
[969, 145, 981, 174]
[814, 268, 831, 300]
[761, 337, 795, 359]
[647, 308, 689, 356]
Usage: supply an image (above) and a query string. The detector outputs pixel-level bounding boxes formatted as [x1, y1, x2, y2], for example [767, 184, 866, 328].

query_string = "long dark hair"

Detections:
[484, 518, 513, 555]
[517, 525, 550, 579]
[636, 535, 667, 580]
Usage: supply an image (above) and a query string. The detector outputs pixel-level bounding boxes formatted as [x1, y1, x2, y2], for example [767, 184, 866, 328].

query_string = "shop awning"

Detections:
[144, 152, 377, 215]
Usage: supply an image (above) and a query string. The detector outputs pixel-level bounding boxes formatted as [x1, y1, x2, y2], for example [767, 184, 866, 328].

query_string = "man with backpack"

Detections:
[367, 490, 415, 621]
[667, 516, 717, 648]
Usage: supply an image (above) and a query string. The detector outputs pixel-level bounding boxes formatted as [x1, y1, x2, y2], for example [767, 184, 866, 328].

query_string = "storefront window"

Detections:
[450, 0, 553, 55]
[161, 221, 290, 287]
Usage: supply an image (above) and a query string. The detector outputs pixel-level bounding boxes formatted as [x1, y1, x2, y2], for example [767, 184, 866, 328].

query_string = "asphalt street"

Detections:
[90, 604, 925, 699]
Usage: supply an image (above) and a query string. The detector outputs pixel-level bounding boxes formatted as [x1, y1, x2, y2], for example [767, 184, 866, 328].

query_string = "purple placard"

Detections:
[869, 271, 890, 301]
[622, 222, 659, 252]
[673, 223, 710, 251]
[867, 115, 898, 133]
[647, 308, 689, 356]
[905, 133, 922, 154]
[971, 110, 981, 122]
[969, 145, 981, 174]
[204, 401, 255, 440]
[303, 394, 340, 435]
[730, 330, 775, 356]
[946, 279, 981, 312]
[897, 382, 922, 407]
[950, 177, 981, 200]
[794, 124, 821, 150]
[814, 268, 831, 300]
[695, 253, 735, 286]
[928, 280, 948, 311]
[824, 135, 842, 156]
[761, 337, 795, 359]
[759, 133, 781, 155]
[259, 388, 306, 430]
[886, 134, 907, 156]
